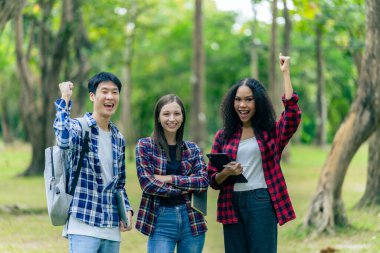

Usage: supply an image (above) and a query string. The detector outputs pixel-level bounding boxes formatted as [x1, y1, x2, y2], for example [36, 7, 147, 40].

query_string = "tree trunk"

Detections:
[314, 21, 327, 146]
[120, 0, 139, 161]
[304, 0, 380, 234]
[1, 99, 13, 143]
[70, 2, 91, 118]
[281, 0, 292, 162]
[355, 127, 380, 208]
[268, 0, 281, 116]
[282, 0, 291, 56]
[15, 0, 76, 176]
[250, 0, 259, 78]
[0, 0, 26, 32]
[191, 0, 206, 150]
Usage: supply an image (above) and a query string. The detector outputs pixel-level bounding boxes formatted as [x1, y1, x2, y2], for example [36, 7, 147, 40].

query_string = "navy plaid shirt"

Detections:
[54, 99, 132, 228]
[135, 137, 208, 236]
[208, 92, 301, 225]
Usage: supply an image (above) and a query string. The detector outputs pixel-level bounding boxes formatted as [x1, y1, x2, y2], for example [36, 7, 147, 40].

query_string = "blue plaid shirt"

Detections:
[54, 99, 132, 228]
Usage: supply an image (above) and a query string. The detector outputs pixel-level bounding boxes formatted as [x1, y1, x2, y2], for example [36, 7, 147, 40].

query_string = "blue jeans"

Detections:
[68, 234, 120, 253]
[148, 204, 205, 253]
[223, 188, 278, 253]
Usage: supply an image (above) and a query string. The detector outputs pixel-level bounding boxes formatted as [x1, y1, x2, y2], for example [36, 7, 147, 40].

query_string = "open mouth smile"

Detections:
[104, 103, 115, 110]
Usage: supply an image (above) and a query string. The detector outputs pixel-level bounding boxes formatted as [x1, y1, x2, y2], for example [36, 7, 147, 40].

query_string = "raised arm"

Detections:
[279, 53, 293, 99]
[53, 81, 81, 149]
[59, 81, 74, 108]
[276, 54, 302, 152]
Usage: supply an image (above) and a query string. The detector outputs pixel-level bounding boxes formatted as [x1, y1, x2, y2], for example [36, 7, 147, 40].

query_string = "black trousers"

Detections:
[223, 188, 278, 253]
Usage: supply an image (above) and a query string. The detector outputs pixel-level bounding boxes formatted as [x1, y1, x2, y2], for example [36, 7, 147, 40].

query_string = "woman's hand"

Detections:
[279, 53, 293, 99]
[154, 174, 173, 184]
[222, 161, 244, 176]
[215, 161, 244, 185]
[279, 53, 290, 73]
[154, 174, 188, 194]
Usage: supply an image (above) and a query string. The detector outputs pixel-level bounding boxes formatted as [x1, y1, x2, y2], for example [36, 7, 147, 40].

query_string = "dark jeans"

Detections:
[223, 188, 278, 253]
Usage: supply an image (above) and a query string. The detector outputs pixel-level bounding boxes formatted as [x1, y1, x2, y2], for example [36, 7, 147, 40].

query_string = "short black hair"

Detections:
[87, 72, 122, 93]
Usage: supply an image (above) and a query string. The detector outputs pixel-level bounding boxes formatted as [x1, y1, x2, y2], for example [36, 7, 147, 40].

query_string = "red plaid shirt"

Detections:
[208, 92, 301, 225]
[135, 137, 208, 236]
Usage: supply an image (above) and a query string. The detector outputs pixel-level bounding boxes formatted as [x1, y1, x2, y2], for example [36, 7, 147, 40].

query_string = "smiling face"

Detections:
[234, 85, 255, 127]
[159, 101, 183, 139]
[90, 81, 120, 120]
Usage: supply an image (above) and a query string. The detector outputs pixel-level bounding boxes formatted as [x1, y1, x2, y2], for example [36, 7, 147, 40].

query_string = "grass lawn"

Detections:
[0, 141, 379, 253]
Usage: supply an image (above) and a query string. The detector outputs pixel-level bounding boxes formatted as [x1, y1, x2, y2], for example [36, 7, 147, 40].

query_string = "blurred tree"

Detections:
[355, 127, 380, 208]
[190, 0, 206, 149]
[0, 96, 13, 143]
[249, 0, 261, 78]
[121, 0, 138, 157]
[0, 26, 20, 144]
[281, 0, 293, 161]
[0, 0, 26, 32]
[304, 0, 380, 234]
[314, 16, 327, 146]
[68, 2, 92, 118]
[119, 0, 155, 159]
[204, 6, 252, 136]
[268, 0, 281, 115]
[15, 0, 77, 175]
[282, 0, 291, 56]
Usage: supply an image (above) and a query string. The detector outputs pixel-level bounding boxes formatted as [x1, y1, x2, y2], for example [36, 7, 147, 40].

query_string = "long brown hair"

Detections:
[152, 94, 186, 161]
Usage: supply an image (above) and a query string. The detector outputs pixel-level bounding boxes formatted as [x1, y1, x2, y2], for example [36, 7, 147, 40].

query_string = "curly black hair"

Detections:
[221, 78, 276, 141]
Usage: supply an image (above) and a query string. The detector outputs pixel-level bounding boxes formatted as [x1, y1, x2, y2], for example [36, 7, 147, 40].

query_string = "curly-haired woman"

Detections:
[208, 54, 301, 253]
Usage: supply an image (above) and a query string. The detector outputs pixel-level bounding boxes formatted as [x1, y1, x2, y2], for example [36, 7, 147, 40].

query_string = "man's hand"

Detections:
[59, 81, 74, 101]
[279, 53, 290, 73]
[119, 211, 133, 232]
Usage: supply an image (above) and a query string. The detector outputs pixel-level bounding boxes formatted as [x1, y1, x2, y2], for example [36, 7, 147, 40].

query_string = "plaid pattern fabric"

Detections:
[54, 99, 132, 228]
[208, 92, 302, 225]
[135, 137, 208, 236]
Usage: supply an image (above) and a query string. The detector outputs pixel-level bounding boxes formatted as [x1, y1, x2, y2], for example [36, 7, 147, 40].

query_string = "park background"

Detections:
[0, 0, 379, 252]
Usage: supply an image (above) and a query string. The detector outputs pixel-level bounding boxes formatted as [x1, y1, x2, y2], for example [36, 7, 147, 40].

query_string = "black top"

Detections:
[160, 145, 186, 206]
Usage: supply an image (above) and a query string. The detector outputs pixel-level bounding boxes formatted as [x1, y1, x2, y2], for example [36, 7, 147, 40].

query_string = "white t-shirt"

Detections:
[234, 137, 267, 192]
[66, 127, 120, 241]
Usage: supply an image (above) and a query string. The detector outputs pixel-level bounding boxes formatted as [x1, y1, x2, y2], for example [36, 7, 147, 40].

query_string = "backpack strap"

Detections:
[69, 117, 90, 196]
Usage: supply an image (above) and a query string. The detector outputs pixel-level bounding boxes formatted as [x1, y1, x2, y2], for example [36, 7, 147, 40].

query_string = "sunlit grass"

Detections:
[0, 142, 379, 253]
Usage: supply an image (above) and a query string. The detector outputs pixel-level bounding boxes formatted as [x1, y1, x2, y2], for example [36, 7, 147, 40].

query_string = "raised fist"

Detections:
[59, 81, 74, 99]
[279, 53, 290, 73]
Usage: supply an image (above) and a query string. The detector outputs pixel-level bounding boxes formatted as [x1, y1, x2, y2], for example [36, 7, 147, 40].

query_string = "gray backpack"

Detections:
[44, 118, 90, 226]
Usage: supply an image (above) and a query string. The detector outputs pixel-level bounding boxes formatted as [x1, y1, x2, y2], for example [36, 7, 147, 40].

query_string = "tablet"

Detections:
[206, 153, 231, 171]
[207, 153, 248, 184]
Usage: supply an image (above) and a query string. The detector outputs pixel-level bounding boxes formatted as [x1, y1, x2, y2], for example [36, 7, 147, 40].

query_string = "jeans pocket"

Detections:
[253, 189, 270, 202]
[156, 206, 166, 219]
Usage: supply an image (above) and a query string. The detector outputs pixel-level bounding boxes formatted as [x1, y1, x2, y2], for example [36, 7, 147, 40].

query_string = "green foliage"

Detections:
[0, 0, 367, 144]
[0, 25, 23, 139]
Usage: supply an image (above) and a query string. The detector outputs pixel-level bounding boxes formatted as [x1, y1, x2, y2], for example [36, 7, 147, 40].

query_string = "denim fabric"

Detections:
[69, 234, 120, 253]
[148, 204, 205, 253]
[223, 188, 278, 253]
